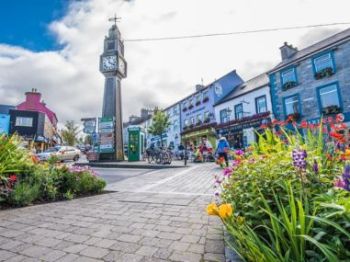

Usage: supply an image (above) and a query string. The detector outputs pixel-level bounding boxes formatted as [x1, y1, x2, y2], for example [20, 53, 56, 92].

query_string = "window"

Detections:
[234, 104, 243, 120]
[313, 53, 334, 72]
[189, 98, 194, 107]
[195, 94, 201, 104]
[196, 114, 203, 124]
[107, 41, 115, 50]
[281, 68, 297, 90]
[204, 111, 210, 123]
[202, 90, 209, 101]
[318, 84, 341, 112]
[173, 120, 178, 131]
[184, 119, 190, 127]
[173, 106, 178, 114]
[220, 109, 229, 123]
[15, 117, 33, 127]
[284, 95, 300, 116]
[190, 117, 195, 125]
[255, 96, 267, 113]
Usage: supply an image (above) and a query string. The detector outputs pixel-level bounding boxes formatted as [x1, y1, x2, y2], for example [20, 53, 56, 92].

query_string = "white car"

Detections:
[37, 146, 81, 162]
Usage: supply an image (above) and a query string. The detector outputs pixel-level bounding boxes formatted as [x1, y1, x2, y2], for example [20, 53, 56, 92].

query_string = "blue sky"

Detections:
[0, 0, 67, 51]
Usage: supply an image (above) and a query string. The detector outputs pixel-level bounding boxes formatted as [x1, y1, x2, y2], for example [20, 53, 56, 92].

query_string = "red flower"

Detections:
[9, 175, 17, 183]
[327, 116, 334, 124]
[272, 119, 279, 125]
[300, 120, 308, 128]
[260, 124, 268, 129]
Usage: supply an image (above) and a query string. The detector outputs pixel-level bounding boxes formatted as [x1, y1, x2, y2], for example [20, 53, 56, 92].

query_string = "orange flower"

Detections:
[206, 203, 219, 216]
[218, 203, 233, 219]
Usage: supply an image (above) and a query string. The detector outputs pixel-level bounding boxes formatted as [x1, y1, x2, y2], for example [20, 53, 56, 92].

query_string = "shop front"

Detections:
[216, 112, 271, 148]
[181, 124, 217, 149]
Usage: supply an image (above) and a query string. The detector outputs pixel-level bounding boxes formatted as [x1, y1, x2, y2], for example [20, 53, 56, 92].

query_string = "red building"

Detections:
[10, 89, 60, 151]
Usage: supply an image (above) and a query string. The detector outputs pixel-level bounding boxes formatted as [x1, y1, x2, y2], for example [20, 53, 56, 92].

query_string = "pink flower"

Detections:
[223, 167, 232, 177]
[334, 178, 346, 188]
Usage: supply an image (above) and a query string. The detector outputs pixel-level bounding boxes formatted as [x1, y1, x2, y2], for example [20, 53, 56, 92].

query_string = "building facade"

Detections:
[214, 74, 273, 148]
[269, 28, 350, 128]
[162, 103, 181, 149]
[180, 70, 243, 147]
[11, 89, 59, 151]
[0, 105, 15, 135]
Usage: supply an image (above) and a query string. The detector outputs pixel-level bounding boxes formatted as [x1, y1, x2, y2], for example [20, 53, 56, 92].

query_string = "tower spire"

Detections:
[108, 14, 121, 26]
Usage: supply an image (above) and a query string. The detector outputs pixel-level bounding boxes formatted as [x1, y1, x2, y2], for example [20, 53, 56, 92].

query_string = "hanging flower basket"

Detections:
[322, 105, 341, 115]
[315, 67, 334, 80]
[282, 81, 297, 91]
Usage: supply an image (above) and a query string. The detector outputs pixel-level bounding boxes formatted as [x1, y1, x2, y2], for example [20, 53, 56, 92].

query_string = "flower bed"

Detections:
[208, 118, 350, 261]
[0, 135, 106, 208]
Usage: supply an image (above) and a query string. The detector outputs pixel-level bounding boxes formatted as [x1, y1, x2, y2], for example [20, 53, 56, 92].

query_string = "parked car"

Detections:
[36, 146, 81, 162]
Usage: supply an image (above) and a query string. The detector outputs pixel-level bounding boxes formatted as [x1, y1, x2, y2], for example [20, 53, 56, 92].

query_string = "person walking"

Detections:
[215, 136, 230, 167]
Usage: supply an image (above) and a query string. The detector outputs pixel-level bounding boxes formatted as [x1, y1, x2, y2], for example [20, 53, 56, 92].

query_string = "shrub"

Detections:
[212, 120, 350, 261]
[9, 182, 40, 207]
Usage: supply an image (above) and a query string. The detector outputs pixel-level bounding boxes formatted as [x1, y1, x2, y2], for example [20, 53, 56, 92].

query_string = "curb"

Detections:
[224, 230, 242, 262]
[74, 162, 189, 169]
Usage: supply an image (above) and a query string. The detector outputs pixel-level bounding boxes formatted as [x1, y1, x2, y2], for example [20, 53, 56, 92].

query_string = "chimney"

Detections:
[280, 42, 298, 61]
[195, 84, 204, 91]
[25, 89, 42, 104]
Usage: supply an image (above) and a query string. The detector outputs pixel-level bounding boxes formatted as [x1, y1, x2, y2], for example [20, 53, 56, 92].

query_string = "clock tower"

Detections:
[99, 18, 127, 161]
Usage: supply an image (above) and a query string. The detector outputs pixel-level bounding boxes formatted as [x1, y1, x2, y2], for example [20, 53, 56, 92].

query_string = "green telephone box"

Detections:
[128, 126, 144, 161]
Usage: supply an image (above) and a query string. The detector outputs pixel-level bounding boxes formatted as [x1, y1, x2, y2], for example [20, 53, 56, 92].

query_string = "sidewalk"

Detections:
[0, 163, 229, 262]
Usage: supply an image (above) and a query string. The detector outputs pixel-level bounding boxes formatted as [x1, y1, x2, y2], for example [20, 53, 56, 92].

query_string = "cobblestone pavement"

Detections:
[0, 163, 227, 262]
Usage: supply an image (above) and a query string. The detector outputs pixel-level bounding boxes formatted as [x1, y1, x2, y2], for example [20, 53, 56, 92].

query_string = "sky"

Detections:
[1, 0, 350, 126]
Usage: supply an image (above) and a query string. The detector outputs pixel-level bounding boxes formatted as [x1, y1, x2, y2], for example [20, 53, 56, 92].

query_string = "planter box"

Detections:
[315, 67, 334, 80]
[282, 81, 297, 91]
[322, 105, 341, 115]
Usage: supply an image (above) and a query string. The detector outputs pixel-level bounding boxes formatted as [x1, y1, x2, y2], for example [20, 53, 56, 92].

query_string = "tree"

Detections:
[148, 109, 170, 147]
[61, 121, 80, 146]
[84, 135, 93, 145]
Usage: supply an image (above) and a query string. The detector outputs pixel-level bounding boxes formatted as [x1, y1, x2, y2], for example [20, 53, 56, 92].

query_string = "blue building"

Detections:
[180, 70, 243, 147]
[0, 105, 15, 135]
[269, 28, 350, 127]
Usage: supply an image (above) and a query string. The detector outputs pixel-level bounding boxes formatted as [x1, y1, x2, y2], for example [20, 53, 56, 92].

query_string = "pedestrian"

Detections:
[215, 135, 229, 167]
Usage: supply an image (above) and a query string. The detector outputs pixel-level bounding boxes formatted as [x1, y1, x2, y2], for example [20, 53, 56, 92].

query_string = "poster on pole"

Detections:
[98, 117, 115, 153]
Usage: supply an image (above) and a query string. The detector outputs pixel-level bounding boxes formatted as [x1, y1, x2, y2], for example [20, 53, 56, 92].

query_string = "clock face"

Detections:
[118, 57, 126, 75]
[214, 83, 223, 96]
[102, 56, 117, 71]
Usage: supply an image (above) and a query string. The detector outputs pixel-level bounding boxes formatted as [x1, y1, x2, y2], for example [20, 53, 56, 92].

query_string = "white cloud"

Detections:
[0, 0, 350, 124]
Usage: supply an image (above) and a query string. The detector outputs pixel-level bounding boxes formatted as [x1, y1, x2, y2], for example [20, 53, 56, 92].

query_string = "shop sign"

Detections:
[218, 117, 270, 134]
[98, 117, 115, 153]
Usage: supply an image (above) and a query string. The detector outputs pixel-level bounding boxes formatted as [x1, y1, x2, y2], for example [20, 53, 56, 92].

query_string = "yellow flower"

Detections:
[206, 203, 219, 216]
[236, 216, 245, 225]
[218, 203, 233, 219]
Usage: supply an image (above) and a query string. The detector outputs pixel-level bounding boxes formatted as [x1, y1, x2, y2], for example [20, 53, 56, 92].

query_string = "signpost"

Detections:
[98, 117, 115, 154]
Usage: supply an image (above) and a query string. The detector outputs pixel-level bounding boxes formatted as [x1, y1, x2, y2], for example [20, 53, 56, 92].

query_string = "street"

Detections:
[0, 163, 229, 262]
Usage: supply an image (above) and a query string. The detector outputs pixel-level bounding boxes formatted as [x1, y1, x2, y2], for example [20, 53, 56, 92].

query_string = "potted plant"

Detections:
[322, 105, 341, 115]
[315, 67, 334, 80]
[282, 81, 297, 91]
[286, 112, 301, 121]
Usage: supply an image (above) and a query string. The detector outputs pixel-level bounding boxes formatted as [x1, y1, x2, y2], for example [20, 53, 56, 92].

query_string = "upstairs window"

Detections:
[15, 117, 33, 127]
[202, 90, 209, 102]
[204, 111, 210, 123]
[318, 83, 341, 115]
[313, 52, 335, 79]
[284, 95, 300, 117]
[107, 41, 115, 50]
[281, 68, 297, 90]
[195, 94, 202, 105]
[255, 95, 267, 114]
[196, 114, 203, 125]
[234, 104, 243, 120]
[220, 109, 228, 123]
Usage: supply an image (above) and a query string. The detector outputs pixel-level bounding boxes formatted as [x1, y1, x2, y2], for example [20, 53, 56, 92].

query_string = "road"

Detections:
[0, 164, 230, 262]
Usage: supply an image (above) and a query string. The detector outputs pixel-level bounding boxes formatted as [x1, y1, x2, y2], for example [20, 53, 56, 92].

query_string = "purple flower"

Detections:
[334, 165, 350, 191]
[292, 149, 307, 170]
[313, 160, 319, 174]
[223, 167, 233, 177]
[235, 149, 244, 156]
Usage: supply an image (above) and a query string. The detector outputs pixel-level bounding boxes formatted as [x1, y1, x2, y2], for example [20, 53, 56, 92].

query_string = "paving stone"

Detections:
[153, 248, 173, 260]
[205, 240, 225, 254]
[117, 234, 142, 243]
[0, 250, 16, 261]
[119, 253, 144, 262]
[110, 241, 141, 253]
[94, 238, 116, 248]
[188, 243, 205, 254]
[135, 245, 158, 257]
[169, 241, 190, 252]
[36, 237, 62, 247]
[157, 232, 182, 240]
[0, 239, 23, 250]
[169, 251, 202, 262]
[40, 250, 66, 262]
[63, 244, 88, 253]
[181, 234, 201, 243]
[204, 252, 226, 261]
[103, 251, 123, 262]
[6, 255, 28, 262]
[64, 234, 90, 243]
[74, 257, 102, 262]
[55, 254, 80, 262]
[79, 246, 109, 259]
[20, 246, 53, 257]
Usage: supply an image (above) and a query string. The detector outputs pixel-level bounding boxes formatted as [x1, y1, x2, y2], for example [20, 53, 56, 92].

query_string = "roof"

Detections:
[179, 69, 238, 103]
[0, 105, 15, 114]
[270, 27, 350, 72]
[215, 73, 269, 106]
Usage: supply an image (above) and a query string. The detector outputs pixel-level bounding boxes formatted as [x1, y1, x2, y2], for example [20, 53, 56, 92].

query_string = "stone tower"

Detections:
[99, 21, 127, 161]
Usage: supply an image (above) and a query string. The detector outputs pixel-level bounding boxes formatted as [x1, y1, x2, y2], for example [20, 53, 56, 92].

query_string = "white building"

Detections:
[214, 74, 273, 148]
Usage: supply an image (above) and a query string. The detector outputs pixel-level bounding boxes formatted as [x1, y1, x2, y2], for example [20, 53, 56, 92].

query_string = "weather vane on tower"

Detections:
[108, 14, 121, 26]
